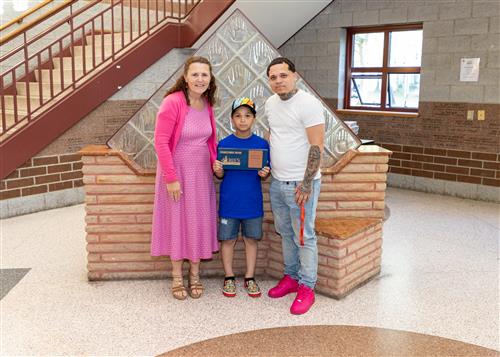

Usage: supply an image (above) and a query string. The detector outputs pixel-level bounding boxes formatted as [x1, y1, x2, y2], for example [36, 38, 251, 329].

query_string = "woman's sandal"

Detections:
[171, 275, 187, 300]
[188, 274, 204, 299]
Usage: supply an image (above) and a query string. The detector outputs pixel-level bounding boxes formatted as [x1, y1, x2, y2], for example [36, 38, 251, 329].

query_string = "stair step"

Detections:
[35, 69, 85, 85]
[1, 95, 42, 112]
[16, 82, 63, 97]
[53, 56, 100, 71]
[72, 44, 120, 58]
[86, 32, 138, 46]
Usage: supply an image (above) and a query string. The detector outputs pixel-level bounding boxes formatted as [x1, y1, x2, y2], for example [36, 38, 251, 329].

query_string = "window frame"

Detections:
[344, 23, 423, 113]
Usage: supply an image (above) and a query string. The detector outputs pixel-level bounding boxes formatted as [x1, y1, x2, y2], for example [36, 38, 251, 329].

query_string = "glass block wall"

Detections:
[108, 9, 361, 169]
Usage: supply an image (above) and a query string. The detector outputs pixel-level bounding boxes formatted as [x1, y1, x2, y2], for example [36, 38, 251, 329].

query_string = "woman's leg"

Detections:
[188, 260, 203, 298]
[171, 259, 187, 300]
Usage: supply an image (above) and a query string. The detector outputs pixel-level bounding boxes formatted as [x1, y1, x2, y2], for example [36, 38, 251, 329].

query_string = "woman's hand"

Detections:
[213, 160, 224, 178]
[166, 181, 182, 202]
[258, 166, 271, 178]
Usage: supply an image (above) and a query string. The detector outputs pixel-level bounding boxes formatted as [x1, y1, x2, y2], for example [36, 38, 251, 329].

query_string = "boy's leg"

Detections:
[242, 238, 257, 278]
[221, 240, 237, 277]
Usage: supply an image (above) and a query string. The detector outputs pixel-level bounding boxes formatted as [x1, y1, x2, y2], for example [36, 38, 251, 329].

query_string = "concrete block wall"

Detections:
[279, 0, 500, 200]
[80, 145, 391, 282]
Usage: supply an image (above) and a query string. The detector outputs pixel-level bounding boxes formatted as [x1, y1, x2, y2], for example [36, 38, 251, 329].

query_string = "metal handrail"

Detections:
[0, 0, 199, 138]
[0, 0, 77, 45]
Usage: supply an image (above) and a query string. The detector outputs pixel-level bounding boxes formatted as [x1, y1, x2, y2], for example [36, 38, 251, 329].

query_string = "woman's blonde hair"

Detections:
[165, 56, 217, 106]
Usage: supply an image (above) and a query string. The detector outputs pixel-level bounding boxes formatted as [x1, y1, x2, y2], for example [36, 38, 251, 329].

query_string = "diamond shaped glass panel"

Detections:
[108, 10, 360, 170]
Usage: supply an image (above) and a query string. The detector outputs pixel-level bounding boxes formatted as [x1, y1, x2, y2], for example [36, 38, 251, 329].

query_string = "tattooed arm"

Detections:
[296, 123, 325, 205]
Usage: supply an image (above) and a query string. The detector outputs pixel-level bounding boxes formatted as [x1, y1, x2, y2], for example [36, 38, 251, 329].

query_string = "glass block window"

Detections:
[108, 10, 361, 170]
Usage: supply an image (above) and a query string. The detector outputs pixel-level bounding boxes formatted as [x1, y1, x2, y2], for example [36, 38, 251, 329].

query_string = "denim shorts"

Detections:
[218, 216, 263, 241]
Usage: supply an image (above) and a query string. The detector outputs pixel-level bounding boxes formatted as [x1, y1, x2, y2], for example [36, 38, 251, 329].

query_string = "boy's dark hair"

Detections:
[266, 57, 296, 77]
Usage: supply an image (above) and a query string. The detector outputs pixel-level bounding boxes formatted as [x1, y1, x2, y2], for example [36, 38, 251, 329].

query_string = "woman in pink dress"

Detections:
[151, 56, 218, 300]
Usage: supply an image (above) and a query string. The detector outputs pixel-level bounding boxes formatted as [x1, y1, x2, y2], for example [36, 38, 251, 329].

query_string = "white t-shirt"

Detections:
[265, 89, 324, 181]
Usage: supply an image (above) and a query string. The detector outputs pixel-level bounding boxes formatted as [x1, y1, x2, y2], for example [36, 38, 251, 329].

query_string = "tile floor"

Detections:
[1, 188, 499, 355]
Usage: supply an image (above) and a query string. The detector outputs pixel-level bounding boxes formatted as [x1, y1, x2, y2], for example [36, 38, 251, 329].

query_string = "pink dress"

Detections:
[151, 105, 218, 261]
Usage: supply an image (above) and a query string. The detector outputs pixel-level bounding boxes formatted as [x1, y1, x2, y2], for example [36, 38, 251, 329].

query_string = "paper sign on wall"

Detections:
[460, 58, 480, 82]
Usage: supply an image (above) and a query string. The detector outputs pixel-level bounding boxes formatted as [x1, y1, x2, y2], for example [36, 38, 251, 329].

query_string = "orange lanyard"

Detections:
[300, 204, 305, 246]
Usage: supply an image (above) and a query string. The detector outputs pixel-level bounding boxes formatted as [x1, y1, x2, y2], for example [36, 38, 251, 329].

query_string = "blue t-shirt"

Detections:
[218, 134, 270, 219]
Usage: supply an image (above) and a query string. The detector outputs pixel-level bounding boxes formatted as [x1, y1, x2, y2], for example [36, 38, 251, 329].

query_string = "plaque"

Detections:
[217, 148, 269, 170]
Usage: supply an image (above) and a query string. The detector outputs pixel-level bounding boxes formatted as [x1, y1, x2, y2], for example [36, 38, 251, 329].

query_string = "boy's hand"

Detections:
[213, 160, 224, 178]
[258, 166, 270, 178]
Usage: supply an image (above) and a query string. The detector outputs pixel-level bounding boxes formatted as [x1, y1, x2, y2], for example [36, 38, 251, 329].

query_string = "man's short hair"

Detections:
[266, 57, 296, 76]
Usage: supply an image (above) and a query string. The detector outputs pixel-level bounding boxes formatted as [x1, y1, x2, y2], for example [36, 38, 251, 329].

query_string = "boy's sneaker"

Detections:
[222, 277, 236, 297]
[290, 284, 315, 315]
[267, 275, 299, 298]
[244, 278, 261, 298]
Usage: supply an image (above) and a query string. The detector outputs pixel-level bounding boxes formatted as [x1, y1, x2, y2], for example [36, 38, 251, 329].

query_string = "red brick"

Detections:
[457, 159, 482, 168]
[19, 159, 32, 168]
[389, 167, 411, 175]
[434, 172, 457, 181]
[471, 168, 495, 178]
[471, 152, 496, 161]
[380, 143, 402, 151]
[434, 156, 457, 165]
[446, 166, 469, 175]
[49, 181, 73, 191]
[20, 166, 47, 177]
[424, 148, 446, 156]
[483, 162, 500, 170]
[47, 163, 72, 174]
[59, 154, 81, 163]
[412, 169, 434, 178]
[411, 154, 434, 163]
[33, 156, 58, 166]
[401, 160, 422, 169]
[388, 159, 401, 167]
[61, 171, 83, 180]
[447, 150, 471, 159]
[22, 185, 48, 196]
[6, 177, 34, 189]
[423, 163, 445, 172]
[0, 181, 5, 190]
[73, 162, 83, 170]
[482, 178, 500, 187]
[456, 175, 482, 184]
[35, 174, 61, 184]
[0, 189, 21, 199]
[73, 179, 84, 187]
[402, 145, 424, 154]
[392, 152, 411, 160]
[5, 170, 19, 179]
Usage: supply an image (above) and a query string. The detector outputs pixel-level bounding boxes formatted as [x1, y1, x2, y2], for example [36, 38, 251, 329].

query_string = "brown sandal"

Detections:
[188, 274, 204, 299]
[171, 275, 187, 300]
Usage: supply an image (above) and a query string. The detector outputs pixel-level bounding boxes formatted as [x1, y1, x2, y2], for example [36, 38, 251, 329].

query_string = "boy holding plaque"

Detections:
[213, 97, 270, 298]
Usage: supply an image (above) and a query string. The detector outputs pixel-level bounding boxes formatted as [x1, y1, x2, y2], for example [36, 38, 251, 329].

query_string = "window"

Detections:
[345, 24, 423, 112]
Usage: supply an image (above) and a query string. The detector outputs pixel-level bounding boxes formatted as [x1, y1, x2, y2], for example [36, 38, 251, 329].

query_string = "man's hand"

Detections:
[166, 181, 182, 202]
[258, 166, 271, 179]
[295, 184, 310, 206]
[213, 160, 224, 178]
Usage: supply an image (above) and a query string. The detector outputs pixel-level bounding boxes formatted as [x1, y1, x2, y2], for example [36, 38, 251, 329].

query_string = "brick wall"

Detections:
[80, 145, 390, 280]
[279, 0, 500, 193]
[0, 154, 83, 200]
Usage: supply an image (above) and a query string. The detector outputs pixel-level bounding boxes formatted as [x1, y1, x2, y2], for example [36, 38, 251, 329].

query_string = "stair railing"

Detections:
[0, 0, 199, 140]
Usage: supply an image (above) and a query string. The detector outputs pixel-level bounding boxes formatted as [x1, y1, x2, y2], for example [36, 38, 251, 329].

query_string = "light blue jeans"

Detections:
[269, 178, 321, 289]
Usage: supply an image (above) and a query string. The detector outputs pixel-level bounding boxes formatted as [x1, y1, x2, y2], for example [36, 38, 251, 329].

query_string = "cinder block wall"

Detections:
[279, 0, 500, 201]
[81, 145, 391, 281]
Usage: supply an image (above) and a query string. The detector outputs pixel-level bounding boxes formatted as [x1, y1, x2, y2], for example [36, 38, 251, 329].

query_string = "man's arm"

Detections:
[296, 123, 324, 205]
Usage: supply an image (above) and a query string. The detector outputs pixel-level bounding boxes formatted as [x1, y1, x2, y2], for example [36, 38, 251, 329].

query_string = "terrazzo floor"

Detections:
[1, 187, 499, 356]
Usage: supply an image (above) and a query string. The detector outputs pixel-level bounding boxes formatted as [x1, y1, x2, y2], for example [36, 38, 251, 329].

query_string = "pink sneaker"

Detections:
[267, 275, 299, 298]
[290, 285, 315, 315]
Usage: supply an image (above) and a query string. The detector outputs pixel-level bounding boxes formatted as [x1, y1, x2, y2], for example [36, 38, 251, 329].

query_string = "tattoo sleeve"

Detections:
[300, 145, 321, 194]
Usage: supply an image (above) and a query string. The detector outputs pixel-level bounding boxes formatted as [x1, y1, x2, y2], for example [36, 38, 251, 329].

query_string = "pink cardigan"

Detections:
[154, 91, 217, 183]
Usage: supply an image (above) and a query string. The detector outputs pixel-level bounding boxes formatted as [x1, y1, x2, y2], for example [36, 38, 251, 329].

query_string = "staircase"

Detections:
[0, 0, 235, 179]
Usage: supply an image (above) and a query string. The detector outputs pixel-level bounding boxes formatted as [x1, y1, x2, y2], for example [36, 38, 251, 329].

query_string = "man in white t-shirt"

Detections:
[264, 57, 325, 315]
